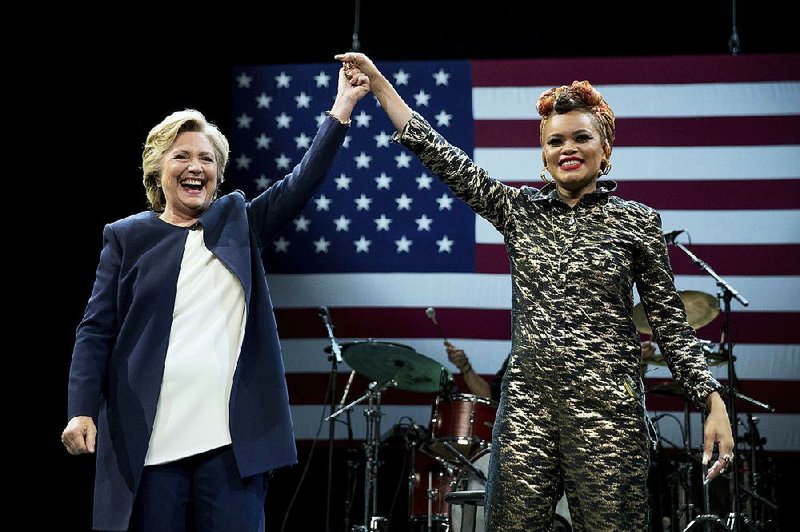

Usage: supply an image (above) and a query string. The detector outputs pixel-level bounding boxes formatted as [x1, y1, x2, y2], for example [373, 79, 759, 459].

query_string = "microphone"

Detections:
[317, 306, 342, 364]
[662, 229, 685, 244]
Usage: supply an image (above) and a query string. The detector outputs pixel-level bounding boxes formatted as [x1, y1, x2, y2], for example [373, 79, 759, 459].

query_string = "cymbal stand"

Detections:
[740, 413, 779, 526]
[670, 240, 748, 531]
[406, 438, 418, 529]
[327, 378, 396, 531]
[741, 416, 756, 520]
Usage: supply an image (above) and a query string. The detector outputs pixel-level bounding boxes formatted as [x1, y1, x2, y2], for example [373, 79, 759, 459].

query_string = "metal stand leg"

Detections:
[326, 379, 395, 532]
[361, 383, 385, 530]
[681, 400, 694, 528]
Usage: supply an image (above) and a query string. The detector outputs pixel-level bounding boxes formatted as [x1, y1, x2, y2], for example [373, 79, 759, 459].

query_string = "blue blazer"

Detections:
[67, 117, 347, 531]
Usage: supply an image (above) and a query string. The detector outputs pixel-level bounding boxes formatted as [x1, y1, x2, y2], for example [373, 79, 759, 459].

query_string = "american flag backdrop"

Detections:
[230, 54, 800, 453]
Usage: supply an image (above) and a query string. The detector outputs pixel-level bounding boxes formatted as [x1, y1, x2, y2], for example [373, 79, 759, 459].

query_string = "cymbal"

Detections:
[341, 340, 447, 393]
[633, 290, 719, 335]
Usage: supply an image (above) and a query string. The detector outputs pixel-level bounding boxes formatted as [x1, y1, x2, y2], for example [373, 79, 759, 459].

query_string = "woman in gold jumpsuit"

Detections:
[337, 53, 735, 531]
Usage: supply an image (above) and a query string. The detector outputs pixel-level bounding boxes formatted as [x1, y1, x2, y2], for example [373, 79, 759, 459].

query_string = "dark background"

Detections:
[25, 2, 797, 530]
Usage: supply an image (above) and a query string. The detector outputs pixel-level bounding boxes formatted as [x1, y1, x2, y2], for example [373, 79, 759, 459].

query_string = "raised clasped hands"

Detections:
[335, 52, 381, 85]
[337, 57, 370, 101]
[334, 52, 413, 132]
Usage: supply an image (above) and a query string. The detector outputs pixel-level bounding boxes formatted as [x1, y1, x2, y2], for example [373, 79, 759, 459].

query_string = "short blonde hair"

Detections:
[142, 109, 230, 212]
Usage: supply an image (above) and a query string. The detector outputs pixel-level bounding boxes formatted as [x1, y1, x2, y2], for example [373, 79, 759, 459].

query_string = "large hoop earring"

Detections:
[600, 159, 612, 176]
[540, 167, 551, 183]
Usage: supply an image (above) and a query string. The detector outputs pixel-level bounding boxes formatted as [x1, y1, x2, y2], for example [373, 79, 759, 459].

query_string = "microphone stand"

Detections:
[341, 371, 357, 532]
[319, 308, 343, 532]
[669, 239, 748, 531]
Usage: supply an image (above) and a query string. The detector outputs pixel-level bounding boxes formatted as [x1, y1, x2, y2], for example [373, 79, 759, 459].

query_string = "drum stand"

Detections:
[645, 358, 704, 530]
[652, 408, 705, 531]
[327, 378, 396, 531]
[739, 414, 779, 527]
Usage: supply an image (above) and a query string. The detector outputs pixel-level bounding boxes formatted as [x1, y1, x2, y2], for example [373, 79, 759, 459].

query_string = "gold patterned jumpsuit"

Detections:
[394, 113, 723, 531]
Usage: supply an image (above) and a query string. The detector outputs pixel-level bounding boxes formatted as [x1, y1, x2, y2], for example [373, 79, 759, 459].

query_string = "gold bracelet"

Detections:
[325, 110, 351, 126]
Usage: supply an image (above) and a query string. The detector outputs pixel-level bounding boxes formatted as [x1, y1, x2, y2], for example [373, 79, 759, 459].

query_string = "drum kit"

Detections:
[330, 339, 571, 531]
[325, 287, 775, 531]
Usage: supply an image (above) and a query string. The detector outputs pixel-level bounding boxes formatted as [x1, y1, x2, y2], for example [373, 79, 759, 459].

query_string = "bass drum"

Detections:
[449, 448, 572, 531]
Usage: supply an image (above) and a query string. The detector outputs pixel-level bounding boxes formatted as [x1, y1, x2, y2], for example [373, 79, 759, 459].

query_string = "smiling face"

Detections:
[542, 110, 611, 200]
[160, 131, 218, 223]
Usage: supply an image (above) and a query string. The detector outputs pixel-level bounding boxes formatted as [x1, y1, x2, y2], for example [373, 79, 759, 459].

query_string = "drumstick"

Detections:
[425, 307, 449, 343]
[338, 370, 356, 405]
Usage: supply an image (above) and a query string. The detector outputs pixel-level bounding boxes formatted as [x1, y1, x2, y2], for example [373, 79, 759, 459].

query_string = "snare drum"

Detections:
[449, 448, 572, 531]
[425, 393, 497, 461]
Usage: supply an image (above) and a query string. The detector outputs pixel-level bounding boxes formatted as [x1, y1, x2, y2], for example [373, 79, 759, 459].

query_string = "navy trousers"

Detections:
[128, 445, 268, 532]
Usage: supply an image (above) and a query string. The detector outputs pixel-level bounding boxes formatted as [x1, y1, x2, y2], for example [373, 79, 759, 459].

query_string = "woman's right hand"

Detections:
[61, 415, 97, 455]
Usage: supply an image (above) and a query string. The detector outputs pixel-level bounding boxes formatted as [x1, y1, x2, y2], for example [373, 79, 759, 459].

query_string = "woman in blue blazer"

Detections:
[61, 66, 370, 531]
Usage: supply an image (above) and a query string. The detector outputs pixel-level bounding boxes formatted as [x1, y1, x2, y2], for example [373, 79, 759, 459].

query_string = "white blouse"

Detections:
[145, 228, 246, 466]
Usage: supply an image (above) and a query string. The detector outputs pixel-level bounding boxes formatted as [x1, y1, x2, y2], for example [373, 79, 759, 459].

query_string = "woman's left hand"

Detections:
[702, 391, 735, 483]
